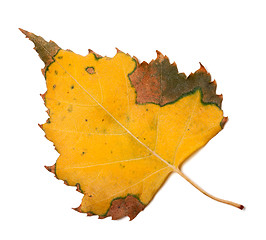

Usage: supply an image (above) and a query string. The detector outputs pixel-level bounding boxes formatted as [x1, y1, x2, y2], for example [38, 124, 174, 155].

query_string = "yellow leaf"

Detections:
[21, 29, 243, 220]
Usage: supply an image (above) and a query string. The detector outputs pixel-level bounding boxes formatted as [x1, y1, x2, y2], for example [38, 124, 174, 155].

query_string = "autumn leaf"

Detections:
[20, 29, 243, 220]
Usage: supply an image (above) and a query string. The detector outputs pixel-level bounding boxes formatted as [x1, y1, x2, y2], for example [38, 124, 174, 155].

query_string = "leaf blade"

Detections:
[21, 29, 242, 220]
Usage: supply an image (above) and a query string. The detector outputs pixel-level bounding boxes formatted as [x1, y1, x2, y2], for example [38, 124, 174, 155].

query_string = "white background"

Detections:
[1, 0, 266, 239]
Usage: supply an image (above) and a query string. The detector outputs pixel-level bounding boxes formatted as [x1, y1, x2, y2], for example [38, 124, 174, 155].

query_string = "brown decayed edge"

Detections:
[102, 195, 145, 220]
[74, 195, 145, 220]
[19, 28, 60, 76]
[130, 51, 223, 108]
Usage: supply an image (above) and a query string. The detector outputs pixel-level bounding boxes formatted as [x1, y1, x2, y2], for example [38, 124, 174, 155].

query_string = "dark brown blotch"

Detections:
[103, 195, 145, 220]
[130, 51, 222, 108]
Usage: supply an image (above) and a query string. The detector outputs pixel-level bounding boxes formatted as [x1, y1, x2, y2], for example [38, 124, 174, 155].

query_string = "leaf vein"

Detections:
[45, 127, 128, 135]
[58, 155, 153, 170]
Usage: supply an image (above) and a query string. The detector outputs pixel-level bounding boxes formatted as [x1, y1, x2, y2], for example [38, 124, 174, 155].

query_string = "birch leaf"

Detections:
[21, 29, 243, 220]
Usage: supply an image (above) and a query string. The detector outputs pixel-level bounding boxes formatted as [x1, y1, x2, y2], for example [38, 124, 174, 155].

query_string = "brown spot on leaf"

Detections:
[104, 195, 145, 220]
[130, 51, 222, 107]
[86, 67, 95, 74]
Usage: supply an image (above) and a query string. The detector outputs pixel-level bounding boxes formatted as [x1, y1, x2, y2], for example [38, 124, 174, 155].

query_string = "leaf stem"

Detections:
[174, 168, 244, 210]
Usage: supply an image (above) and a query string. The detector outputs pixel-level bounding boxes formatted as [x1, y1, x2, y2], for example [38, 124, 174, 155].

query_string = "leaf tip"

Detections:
[19, 28, 29, 37]
[20, 29, 60, 72]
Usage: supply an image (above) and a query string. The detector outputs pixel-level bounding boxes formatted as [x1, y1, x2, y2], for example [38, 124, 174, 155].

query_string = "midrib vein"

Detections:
[47, 128, 127, 135]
